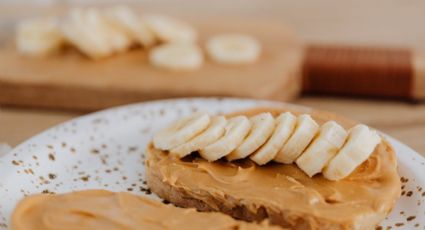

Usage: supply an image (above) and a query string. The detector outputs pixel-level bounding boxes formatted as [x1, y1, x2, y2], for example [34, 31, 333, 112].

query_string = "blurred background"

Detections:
[0, 0, 424, 156]
[3, 0, 425, 49]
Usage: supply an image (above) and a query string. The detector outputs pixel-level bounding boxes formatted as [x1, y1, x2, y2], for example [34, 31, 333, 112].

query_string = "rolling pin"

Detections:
[302, 45, 425, 100]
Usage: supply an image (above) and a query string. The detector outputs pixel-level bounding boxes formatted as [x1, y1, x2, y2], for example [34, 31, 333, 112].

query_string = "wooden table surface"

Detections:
[0, 0, 425, 157]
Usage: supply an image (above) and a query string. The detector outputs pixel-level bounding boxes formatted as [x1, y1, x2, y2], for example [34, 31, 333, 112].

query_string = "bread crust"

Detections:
[146, 107, 400, 230]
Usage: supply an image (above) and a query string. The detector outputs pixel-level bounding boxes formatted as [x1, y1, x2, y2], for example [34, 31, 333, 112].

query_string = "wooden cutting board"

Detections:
[0, 17, 301, 111]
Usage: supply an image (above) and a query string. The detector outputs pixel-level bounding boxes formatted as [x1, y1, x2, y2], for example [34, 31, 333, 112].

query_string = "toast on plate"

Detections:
[146, 107, 401, 230]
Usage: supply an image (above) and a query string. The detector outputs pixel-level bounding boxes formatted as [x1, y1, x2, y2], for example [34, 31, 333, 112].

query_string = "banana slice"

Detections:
[61, 8, 132, 59]
[274, 114, 319, 164]
[250, 112, 296, 165]
[323, 124, 381, 181]
[200, 116, 251, 162]
[104, 6, 156, 47]
[61, 9, 110, 59]
[144, 14, 197, 43]
[16, 17, 65, 56]
[295, 121, 348, 177]
[170, 116, 227, 158]
[85, 8, 132, 53]
[153, 113, 210, 151]
[226, 113, 274, 161]
[206, 34, 261, 64]
[149, 43, 203, 71]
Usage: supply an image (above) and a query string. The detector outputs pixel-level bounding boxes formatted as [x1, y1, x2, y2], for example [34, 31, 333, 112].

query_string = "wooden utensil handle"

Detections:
[302, 45, 425, 100]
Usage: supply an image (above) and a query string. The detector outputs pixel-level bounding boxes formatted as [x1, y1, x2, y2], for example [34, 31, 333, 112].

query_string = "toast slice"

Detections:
[146, 107, 401, 230]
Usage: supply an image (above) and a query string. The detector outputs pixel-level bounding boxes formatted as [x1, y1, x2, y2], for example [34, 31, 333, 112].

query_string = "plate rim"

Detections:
[6, 97, 425, 162]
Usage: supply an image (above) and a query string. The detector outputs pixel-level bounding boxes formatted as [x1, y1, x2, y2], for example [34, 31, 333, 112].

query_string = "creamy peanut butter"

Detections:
[146, 108, 401, 229]
[11, 190, 280, 230]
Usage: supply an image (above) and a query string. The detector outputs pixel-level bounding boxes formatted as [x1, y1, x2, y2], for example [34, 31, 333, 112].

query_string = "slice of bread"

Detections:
[146, 107, 401, 230]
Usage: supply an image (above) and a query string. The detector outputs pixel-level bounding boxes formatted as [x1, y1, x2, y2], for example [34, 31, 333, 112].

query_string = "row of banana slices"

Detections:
[153, 112, 381, 181]
[16, 6, 261, 70]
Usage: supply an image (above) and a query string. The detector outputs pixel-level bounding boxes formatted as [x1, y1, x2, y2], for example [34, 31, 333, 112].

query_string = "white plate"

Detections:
[0, 98, 424, 229]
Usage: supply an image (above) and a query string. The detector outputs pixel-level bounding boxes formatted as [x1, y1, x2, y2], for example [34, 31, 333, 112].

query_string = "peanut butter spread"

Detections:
[11, 190, 280, 230]
[146, 108, 401, 228]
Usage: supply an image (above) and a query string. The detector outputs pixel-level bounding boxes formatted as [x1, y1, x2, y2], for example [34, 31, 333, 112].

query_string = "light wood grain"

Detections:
[0, 15, 300, 110]
[0, 107, 77, 147]
[413, 52, 425, 98]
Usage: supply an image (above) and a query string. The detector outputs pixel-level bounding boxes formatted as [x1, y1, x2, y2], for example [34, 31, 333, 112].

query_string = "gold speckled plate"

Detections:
[0, 98, 424, 229]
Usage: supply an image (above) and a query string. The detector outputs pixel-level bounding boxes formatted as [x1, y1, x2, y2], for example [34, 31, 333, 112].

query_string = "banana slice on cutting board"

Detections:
[61, 8, 109, 59]
[61, 8, 132, 59]
[226, 113, 275, 161]
[144, 14, 197, 43]
[153, 113, 210, 151]
[170, 116, 227, 158]
[274, 114, 319, 164]
[16, 17, 65, 56]
[250, 112, 296, 165]
[200, 116, 251, 162]
[85, 9, 132, 53]
[295, 121, 348, 177]
[149, 43, 203, 71]
[206, 34, 261, 64]
[104, 6, 156, 47]
[322, 124, 381, 181]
